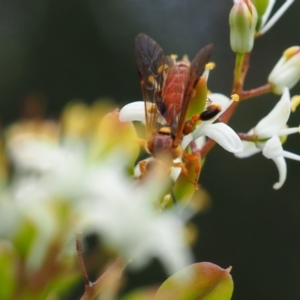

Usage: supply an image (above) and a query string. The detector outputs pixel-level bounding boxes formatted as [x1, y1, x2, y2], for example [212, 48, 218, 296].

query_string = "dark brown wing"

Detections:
[174, 43, 214, 146]
[135, 33, 173, 140]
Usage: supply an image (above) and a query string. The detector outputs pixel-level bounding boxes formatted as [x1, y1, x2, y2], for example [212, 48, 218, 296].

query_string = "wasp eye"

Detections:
[200, 104, 221, 121]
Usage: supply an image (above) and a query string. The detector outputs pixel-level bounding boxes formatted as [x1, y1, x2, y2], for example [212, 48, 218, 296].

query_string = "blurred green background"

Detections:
[1, 1, 300, 299]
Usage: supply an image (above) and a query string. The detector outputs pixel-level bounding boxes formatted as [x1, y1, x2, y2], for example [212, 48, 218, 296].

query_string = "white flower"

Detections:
[2, 138, 193, 274]
[120, 95, 243, 154]
[187, 93, 243, 153]
[235, 87, 300, 189]
[268, 46, 300, 94]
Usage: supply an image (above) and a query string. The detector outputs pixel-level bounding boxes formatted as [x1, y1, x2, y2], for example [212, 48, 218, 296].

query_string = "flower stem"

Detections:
[239, 83, 273, 100]
[201, 53, 251, 159]
[233, 53, 250, 94]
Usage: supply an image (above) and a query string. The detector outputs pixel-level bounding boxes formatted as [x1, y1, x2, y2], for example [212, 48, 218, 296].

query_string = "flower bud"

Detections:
[251, 0, 269, 30]
[268, 46, 300, 94]
[229, 0, 258, 53]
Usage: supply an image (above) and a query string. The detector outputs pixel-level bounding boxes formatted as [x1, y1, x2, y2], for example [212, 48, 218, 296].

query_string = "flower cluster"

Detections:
[0, 1, 299, 300]
[120, 0, 300, 192]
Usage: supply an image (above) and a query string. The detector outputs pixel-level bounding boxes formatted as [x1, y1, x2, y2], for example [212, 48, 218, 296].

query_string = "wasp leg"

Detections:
[183, 152, 201, 188]
[172, 154, 200, 188]
[183, 115, 200, 135]
[138, 160, 148, 177]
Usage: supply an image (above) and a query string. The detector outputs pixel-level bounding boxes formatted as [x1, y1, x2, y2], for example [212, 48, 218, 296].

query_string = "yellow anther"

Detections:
[147, 104, 157, 114]
[148, 75, 155, 84]
[157, 64, 169, 73]
[205, 62, 216, 70]
[170, 54, 178, 61]
[291, 95, 300, 112]
[283, 46, 300, 59]
[231, 94, 240, 102]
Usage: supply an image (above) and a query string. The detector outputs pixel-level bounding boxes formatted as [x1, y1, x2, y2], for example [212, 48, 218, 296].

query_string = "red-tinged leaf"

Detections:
[155, 262, 233, 300]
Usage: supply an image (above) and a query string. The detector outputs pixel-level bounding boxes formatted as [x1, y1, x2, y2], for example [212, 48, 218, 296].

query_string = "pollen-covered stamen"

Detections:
[231, 94, 240, 101]
[170, 54, 178, 62]
[284, 46, 300, 59]
[205, 62, 215, 70]
[202, 62, 215, 80]
[291, 95, 300, 112]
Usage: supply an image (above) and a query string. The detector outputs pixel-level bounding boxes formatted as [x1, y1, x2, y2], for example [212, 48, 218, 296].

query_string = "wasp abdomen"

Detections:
[162, 63, 190, 122]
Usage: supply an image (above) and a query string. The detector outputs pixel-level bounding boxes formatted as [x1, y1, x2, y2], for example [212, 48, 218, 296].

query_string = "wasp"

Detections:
[135, 33, 218, 182]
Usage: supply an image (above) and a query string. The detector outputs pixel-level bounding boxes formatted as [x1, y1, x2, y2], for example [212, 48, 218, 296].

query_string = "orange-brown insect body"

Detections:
[162, 62, 190, 123]
[134, 33, 213, 181]
[147, 126, 182, 160]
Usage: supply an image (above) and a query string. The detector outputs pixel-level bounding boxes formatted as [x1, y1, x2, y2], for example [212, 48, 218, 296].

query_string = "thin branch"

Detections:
[239, 83, 273, 100]
[79, 259, 125, 300]
[76, 233, 90, 286]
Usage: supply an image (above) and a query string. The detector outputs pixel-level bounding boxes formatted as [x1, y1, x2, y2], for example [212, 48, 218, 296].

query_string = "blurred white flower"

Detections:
[235, 87, 300, 189]
[1, 137, 193, 274]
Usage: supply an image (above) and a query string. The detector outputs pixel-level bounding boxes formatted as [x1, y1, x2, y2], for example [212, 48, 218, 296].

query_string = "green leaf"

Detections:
[155, 262, 233, 300]
[120, 287, 157, 300]
[0, 242, 16, 299]
[12, 218, 37, 259]
[186, 77, 208, 121]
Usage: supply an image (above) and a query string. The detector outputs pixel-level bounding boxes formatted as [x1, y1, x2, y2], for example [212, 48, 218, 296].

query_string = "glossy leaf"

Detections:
[155, 262, 233, 300]
[120, 287, 158, 300]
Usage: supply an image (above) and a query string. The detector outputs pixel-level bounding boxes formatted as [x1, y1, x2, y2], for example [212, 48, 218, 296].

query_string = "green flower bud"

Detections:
[229, 0, 258, 53]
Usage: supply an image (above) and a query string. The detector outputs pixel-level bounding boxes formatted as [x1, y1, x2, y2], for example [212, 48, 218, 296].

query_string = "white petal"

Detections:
[194, 122, 243, 153]
[282, 150, 300, 161]
[278, 126, 300, 136]
[259, 0, 294, 35]
[194, 136, 206, 150]
[208, 93, 231, 108]
[271, 156, 287, 189]
[181, 133, 193, 150]
[262, 135, 284, 158]
[260, 0, 276, 28]
[255, 87, 290, 138]
[235, 140, 261, 158]
[119, 101, 146, 122]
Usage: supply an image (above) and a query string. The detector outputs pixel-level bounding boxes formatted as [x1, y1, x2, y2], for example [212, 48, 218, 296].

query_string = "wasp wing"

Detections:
[135, 33, 173, 140]
[174, 43, 214, 146]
